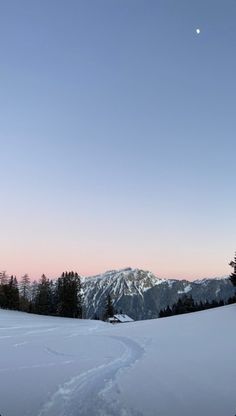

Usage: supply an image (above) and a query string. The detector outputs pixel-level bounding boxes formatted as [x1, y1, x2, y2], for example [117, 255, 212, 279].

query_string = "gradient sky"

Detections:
[1, 0, 236, 280]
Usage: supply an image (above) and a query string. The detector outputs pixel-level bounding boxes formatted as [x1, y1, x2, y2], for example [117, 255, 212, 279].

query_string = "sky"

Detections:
[0, 0, 236, 280]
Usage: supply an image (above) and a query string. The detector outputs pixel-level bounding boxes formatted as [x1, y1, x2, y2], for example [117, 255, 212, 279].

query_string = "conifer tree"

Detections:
[6, 276, 20, 310]
[48, 279, 57, 315]
[0, 272, 8, 308]
[229, 252, 236, 287]
[104, 294, 114, 320]
[19, 274, 31, 311]
[56, 271, 83, 318]
[29, 280, 39, 313]
[34, 274, 52, 315]
[0, 271, 8, 285]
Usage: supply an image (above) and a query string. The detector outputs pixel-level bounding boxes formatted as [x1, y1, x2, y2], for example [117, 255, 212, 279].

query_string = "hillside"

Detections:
[0, 305, 235, 416]
[82, 268, 235, 319]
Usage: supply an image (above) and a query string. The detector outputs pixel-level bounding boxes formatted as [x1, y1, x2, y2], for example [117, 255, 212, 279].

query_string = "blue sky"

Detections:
[1, 0, 236, 279]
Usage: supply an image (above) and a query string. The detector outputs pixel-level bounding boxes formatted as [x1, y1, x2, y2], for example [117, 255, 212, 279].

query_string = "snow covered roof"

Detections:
[113, 314, 134, 323]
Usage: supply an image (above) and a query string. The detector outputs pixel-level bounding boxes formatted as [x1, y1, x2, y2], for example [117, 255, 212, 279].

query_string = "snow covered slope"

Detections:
[1, 305, 236, 416]
[82, 268, 235, 320]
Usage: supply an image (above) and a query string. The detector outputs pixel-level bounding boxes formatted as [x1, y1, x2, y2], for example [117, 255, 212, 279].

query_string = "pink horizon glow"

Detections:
[1, 263, 230, 282]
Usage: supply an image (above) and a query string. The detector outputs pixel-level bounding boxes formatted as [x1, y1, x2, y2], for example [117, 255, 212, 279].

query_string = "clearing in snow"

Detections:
[0, 305, 235, 416]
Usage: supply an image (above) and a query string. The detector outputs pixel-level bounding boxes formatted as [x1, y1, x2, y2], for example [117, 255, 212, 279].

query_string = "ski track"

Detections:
[0, 360, 74, 373]
[38, 336, 144, 416]
[45, 346, 74, 358]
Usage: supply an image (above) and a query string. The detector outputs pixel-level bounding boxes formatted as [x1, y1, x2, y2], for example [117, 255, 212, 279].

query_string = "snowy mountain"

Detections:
[1, 305, 236, 416]
[82, 267, 235, 320]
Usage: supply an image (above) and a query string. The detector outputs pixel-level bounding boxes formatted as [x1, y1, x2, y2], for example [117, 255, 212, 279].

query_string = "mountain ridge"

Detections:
[81, 268, 234, 320]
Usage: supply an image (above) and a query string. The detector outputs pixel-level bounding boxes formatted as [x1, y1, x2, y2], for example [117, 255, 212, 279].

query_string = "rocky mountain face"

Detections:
[82, 268, 235, 321]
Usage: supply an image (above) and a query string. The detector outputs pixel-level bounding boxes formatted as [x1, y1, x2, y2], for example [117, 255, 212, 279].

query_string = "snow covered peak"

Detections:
[81, 269, 235, 321]
[84, 268, 165, 296]
[82, 268, 166, 319]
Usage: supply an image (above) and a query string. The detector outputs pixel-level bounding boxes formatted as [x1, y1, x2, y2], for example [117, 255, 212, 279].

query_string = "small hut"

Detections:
[107, 314, 134, 324]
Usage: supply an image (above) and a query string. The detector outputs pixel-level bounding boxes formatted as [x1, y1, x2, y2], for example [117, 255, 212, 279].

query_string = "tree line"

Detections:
[0, 271, 115, 321]
[159, 294, 236, 318]
[159, 253, 236, 318]
[0, 271, 83, 318]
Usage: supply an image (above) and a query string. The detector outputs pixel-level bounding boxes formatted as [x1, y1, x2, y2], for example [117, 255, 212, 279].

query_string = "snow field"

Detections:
[0, 305, 236, 416]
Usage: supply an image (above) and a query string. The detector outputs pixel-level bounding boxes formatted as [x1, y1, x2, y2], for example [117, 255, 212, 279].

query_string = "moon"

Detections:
[196, 28, 201, 35]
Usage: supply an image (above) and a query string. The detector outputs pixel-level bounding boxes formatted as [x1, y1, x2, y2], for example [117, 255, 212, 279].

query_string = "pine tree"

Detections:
[34, 275, 52, 315]
[104, 294, 114, 320]
[0, 272, 8, 308]
[6, 276, 20, 310]
[29, 280, 39, 313]
[19, 274, 31, 311]
[56, 271, 83, 318]
[13, 277, 20, 309]
[0, 271, 8, 285]
[48, 279, 57, 315]
[229, 252, 236, 287]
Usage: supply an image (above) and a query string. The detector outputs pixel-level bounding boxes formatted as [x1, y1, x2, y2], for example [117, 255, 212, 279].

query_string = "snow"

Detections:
[193, 276, 228, 284]
[82, 268, 166, 306]
[113, 314, 134, 323]
[177, 284, 192, 294]
[0, 305, 236, 416]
